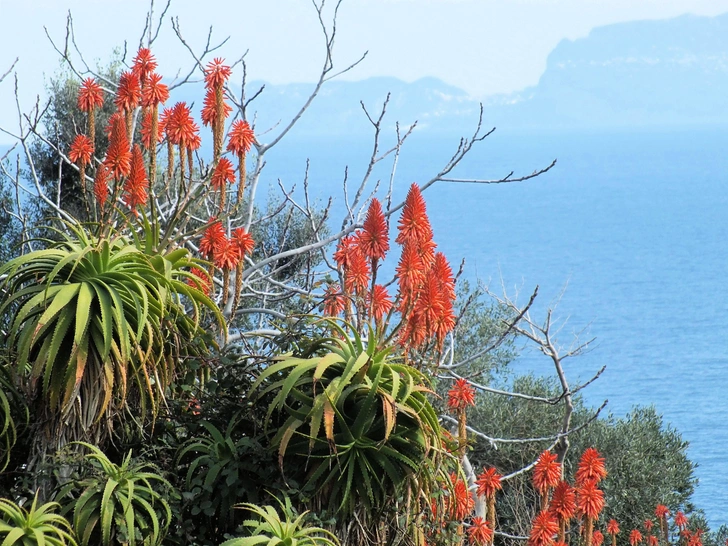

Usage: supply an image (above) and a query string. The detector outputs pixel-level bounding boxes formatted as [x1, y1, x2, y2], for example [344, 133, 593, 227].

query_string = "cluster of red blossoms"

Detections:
[71, 49, 258, 305]
[325, 183, 456, 351]
[427, 448, 612, 546]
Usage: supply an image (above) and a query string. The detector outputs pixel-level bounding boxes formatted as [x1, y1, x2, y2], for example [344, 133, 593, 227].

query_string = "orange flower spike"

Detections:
[115, 70, 141, 139]
[231, 227, 255, 256]
[396, 241, 425, 296]
[323, 285, 347, 317]
[533, 450, 562, 509]
[606, 520, 620, 536]
[205, 58, 232, 162]
[227, 119, 256, 156]
[204, 57, 232, 90]
[549, 481, 575, 541]
[468, 517, 493, 546]
[655, 505, 669, 543]
[593, 531, 605, 546]
[475, 467, 502, 499]
[131, 47, 157, 85]
[452, 476, 474, 520]
[229, 226, 255, 314]
[674, 511, 688, 531]
[78, 78, 104, 112]
[69, 134, 93, 167]
[103, 113, 131, 180]
[213, 237, 241, 271]
[359, 198, 389, 262]
[227, 119, 256, 201]
[576, 447, 608, 485]
[644, 520, 654, 533]
[528, 510, 559, 546]
[93, 164, 110, 209]
[577, 479, 605, 546]
[186, 267, 211, 296]
[141, 73, 169, 107]
[576, 479, 605, 520]
[432, 251, 456, 300]
[77, 77, 104, 154]
[448, 378, 476, 410]
[122, 144, 149, 212]
[396, 182, 432, 245]
[630, 530, 644, 546]
[368, 284, 393, 323]
[344, 248, 370, 295]
[333, 235, 357, 270]
[199, 219, 226, 259]
[211, 157, 236, 212]
[648, 537, 658, 546]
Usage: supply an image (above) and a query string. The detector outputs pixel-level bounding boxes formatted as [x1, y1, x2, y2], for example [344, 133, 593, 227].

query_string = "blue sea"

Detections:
[263, 127, 728, 527]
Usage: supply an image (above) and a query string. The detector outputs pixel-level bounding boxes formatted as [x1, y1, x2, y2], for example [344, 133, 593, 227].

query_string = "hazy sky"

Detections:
[2, 0, 728, 142]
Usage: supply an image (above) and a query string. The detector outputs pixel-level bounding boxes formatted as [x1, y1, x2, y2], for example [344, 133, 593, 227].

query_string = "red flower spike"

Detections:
[141, 73, 169, 107]
[141, 110, 164, 148]
[655, 505, 669, 519]
[368, 284, 393, 322]
[231, 227, 255, 256]
[132, 48, 157, 84]
[549, 481, 576, 522]
[186, 267, 211, 296]
[475, 467, 502, 499]
[607, 520, 620, 536]
[533, 450, 561, 495]
[204, 57, 232, 90]
[451, 476, 474, 520]
[122, 144, 149, 211]
[674, 512, 688, 530]
[213, 237, 241, 270]
[448, 378, 476, 410]
[69, 134, 93, 167]
[103, 113, 131, 179]
[201, 87, 232, 126]
[593, 531, 605, 546]
[644, 520, 654, 533]
[78, 78, 104, 112]
[648, 537, 658, 546]
[199, 219, 226, 258]
[333, 235, 357, 270]
[432, 251, 456, 301]
[359, 198, 389, 260]
[576, 479, 605, 520]
[93, 165, 110, 207]
[227, 119, 256, 156]
[165, 102, 199, 148]
[468, 517, 493, 546]
[396, 241, 425, 295]
[396, 183, 433, 245]
[211, 158, 236, 189]
[630, 530, 643, 546]
[323, 284, 346, 317]
[576, 447, 608, 485]
[115, 70, 141, 113]
[528, 510, 558, 546]
[344, 248, 370, 294]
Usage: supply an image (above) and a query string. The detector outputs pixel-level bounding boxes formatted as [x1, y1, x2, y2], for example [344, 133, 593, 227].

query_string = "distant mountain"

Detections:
[187, 12, 728, 136]
[494, 12, 728, 129]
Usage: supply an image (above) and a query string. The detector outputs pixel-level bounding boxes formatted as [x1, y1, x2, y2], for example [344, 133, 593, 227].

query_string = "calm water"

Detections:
[264, 127, 728, 526]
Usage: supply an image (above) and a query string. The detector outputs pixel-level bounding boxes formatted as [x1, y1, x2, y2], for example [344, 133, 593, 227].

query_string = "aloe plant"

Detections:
[0, 222, 223, 443]
[250, 319, 441, 519]
[0, 494, 77, 546]
[55, 442, 173, 546]
[221, 498, 338, 546]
